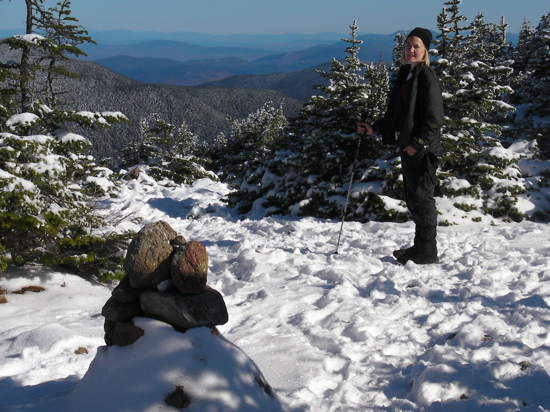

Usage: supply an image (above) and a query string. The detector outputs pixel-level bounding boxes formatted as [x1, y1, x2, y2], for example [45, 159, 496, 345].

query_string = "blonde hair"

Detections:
[401, 41, 431, 67]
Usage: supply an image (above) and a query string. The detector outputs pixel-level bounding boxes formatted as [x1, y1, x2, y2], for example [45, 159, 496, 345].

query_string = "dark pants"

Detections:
[400, 151, 438, 257]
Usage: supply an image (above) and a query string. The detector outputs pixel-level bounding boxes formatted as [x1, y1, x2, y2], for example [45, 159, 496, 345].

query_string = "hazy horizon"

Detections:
[0, 0, 547, 37]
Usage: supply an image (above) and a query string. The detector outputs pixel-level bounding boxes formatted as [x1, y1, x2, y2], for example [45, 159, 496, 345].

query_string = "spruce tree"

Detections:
[513, 19, 536, 75]
[221, 101, 288, 213]
[433, 1, 524, 221]
[229, 21, 392, 220]
[509, 19, 535, 111]
[467, 13, 514, 125]
[123, 113, 217, 186]
[33, 0, 96, 108]
[221, 101, 288, 183]
[435, 4, 514, 140]
[0, 0, 131, 277]
[390, 31, 407, 81]
[508, 14, 550, 164]
[274, 21, 376, 218]
[524, 13, 550, 118]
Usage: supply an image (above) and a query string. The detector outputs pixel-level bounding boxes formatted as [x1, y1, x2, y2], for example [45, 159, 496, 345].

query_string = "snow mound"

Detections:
[47, 319, 283, 412]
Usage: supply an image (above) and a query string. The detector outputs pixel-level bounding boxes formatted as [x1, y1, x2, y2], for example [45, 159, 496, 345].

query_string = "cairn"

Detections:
[101, 220, 228, 346]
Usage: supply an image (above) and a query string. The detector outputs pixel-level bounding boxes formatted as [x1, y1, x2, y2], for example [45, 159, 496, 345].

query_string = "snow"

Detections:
[100, 111, 127, 119]
[0, 170, 36, 192]
[13, 34, 46, 44]
[1, 175, 550, 411]
[6, 114, 39, 129]
[55, 130, 88, 143]
[444, 178, 471, 191]
[487, 145, 520, 162]
[74, 111, 128, 126]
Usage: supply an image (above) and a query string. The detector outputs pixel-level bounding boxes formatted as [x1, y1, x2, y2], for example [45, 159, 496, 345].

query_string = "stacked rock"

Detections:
[102, 220, 228, 346]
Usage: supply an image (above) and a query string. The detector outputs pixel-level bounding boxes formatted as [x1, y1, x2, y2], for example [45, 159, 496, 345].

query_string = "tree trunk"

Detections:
[19, 0, 34, 111]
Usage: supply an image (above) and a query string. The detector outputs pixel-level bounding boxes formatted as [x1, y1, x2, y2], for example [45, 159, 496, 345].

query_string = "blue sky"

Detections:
[0, 0, 547, 35]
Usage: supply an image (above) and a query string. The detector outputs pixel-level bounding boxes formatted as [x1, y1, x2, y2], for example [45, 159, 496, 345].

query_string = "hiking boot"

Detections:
[396, 253, 439, 265]
[392, 246, 416, 260]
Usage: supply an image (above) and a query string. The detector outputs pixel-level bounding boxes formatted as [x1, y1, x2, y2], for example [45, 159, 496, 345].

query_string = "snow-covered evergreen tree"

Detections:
[513, 19, 536, 75]
[434, 0, 524, 221]
[220, 102, 288, 183]
[218, 101, 288, 212]
[508, 14, 550, 165]
[434, 4, 511, 143]
[33, 0, 96, 108]
[390, 31, 407, 81]
[123, 113, 217, 186]
[228, 21, 395, 220]
[0, 1, 131, 277]
[519, 13, 550, 118]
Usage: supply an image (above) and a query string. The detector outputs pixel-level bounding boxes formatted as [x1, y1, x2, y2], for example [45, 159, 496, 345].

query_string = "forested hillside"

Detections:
[55, 58, 303, 159]
[0, 46, 303, 160]
[199, 62, 332, 101]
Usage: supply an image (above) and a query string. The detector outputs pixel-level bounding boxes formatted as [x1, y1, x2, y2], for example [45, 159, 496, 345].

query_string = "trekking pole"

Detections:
[335, 131, 363, 254]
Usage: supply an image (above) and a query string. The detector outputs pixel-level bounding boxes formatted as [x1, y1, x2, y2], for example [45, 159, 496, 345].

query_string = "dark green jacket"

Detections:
[374, 62, 444, 154]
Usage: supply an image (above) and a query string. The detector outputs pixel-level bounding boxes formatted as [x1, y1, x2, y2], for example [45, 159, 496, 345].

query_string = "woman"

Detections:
[357, 27, 444, 264]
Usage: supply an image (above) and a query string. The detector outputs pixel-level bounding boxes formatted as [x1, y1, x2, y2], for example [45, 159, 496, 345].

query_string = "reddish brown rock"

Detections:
[124, 221, 178, 289]
[171, 240, 208, 295]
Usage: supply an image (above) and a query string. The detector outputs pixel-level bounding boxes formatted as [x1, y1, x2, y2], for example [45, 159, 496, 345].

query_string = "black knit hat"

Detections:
[407, 27, 432, 48]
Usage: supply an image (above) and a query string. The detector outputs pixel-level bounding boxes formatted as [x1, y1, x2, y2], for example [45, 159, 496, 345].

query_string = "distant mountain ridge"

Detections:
[82, 33, 396, 63]
[1, 29, 520, 99]
[0, 28, 520, 51]
[83, 29, 519, 100]
[80, 40, 273, 62]
[86, 30, 347, 51]
[0, 28, 348, 51]
[198, 62, 333, 101]
[88, 34, 397, 93]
